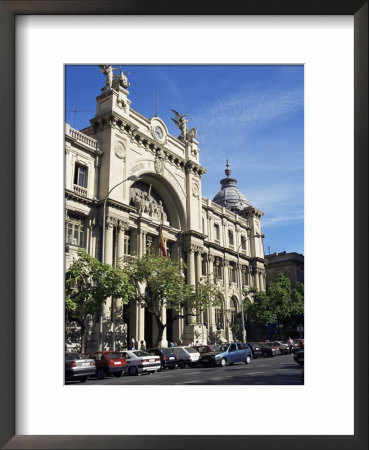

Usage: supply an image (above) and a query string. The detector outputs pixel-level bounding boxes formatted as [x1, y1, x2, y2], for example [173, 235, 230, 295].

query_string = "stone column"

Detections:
[137, 306, 145, 348]
[160, 305, 168, 347]
[117, 221, 127, 263]
[104, 217, 114, 264]
[187, 248, 196, 286]
[254, 269, 260, 290]
[195, 251, 202, 283]
[186, 248, 196, 324]
[102, 217, 115, 349]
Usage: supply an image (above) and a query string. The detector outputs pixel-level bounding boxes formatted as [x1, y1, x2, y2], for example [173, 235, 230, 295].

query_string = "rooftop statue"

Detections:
[99, 64, 121, 89]
[171, 109, 197, 142]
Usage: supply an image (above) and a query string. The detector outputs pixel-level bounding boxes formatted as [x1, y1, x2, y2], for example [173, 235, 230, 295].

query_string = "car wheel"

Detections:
[178, 360, 186, 369]
[114, 371, 123, 378]
[245, 355, 251, 364]
[220, 358, 227, 367]
[128, 366, 138, 376]
[96, 368, 105, 380]
[79, 376, 88, 383]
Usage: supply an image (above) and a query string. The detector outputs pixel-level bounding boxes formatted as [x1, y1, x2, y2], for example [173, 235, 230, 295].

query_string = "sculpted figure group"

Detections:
[133, 191, 167, 222]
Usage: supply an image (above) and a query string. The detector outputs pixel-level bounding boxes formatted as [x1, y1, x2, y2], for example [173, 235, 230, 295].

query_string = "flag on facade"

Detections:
[158, 225, 167, 257]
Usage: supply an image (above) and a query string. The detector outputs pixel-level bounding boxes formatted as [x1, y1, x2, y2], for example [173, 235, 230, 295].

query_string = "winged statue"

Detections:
[171, 109, 197, 142]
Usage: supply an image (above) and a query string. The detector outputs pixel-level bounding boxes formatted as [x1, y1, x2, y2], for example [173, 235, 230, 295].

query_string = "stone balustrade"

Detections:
[66, 124, 99, 151]
[73, 184, 88, 197]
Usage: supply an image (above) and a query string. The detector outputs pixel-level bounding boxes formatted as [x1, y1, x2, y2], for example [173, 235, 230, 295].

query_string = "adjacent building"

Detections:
[65, 66, 267, 351]
[265, 251, 304, 288]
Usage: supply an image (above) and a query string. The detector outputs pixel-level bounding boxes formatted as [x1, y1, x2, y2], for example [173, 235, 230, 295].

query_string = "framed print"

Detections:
[1, 1, 367, 449]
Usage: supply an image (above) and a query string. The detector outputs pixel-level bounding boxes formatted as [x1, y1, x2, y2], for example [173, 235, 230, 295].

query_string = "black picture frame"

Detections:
[0, 1, 367, 449]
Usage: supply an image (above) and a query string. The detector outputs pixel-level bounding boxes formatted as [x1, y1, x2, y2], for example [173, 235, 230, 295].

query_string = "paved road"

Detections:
[70, 353, 303, 386]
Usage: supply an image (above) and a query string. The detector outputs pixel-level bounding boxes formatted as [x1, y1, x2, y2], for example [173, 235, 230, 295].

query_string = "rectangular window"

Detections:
[214, 262, 222, 280]
[201, 256, 207, 276]
[215, 308, 224, 329]
[241, 236, 246, 251]
[74, 164, 88, 188]
[66, 219, 85, 247]
[214, 224, 220, 242]
[228, 230, 234, 247]
[124, 234, 130, 256]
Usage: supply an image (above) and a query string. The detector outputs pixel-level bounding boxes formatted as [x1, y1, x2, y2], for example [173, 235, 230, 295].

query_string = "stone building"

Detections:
[65, 66, 267, 351]
[265, 251, 304, 288]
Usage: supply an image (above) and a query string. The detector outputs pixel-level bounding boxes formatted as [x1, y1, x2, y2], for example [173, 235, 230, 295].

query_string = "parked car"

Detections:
[65, 352, 96, 383]
[294, 349, 304, 367]
[213, 342, 252, 367]
[246, 343, 263, 359]
[147, 348, 178, 370]
[261, 342, 282, 356]
[120, 350, 161, 376]
[169, 346, 200, 369]
[86, 351, 126, 380]
[259, 344, 276, 358]
[293, 339, 304, 352]
[272, 340, 289, 355]
[192, 344, 218, 366]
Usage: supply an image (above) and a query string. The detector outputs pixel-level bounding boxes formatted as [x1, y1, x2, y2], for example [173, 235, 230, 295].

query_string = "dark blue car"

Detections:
[148, 348, 178, 370]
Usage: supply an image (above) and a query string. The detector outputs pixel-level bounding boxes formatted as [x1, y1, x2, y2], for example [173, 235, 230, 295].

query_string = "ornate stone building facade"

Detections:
[65, 67, 267, 351]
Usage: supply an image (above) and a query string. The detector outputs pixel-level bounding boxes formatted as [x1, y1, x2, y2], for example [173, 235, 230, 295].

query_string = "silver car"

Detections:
[120, 350, 161, 376]
[65, 352, 95, 382]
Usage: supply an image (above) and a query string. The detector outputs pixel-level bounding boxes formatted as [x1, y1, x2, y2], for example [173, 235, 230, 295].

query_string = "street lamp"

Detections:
[237, 233, 260, 343]
[99, 174, 140, 351]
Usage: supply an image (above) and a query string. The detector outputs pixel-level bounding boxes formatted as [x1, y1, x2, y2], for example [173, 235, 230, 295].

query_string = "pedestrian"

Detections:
[139, 340, 146, 351]
[122, 341, 128, 350]
[287, 337, 294, 354]
[130, 336, 136, 350]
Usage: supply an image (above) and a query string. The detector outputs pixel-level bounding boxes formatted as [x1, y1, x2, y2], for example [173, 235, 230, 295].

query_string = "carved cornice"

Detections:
[183, 230, 207, 240]
[90, 110, 206, 178]
[65, 189, 97, 206]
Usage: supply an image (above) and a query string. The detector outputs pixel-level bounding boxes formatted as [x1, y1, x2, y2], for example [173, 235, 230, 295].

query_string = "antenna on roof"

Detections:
[66, 104, 92, 128]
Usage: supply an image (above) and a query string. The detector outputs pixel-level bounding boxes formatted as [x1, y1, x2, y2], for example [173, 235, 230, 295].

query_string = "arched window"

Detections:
[215, 307, 224, 329]
[229, 297, 237, 324]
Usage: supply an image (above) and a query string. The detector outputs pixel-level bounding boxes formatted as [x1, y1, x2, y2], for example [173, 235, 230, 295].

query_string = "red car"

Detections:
[86, 351, 126, 379]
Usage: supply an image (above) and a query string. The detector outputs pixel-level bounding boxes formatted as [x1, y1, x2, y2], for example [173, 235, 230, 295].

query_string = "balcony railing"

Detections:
[66, 124, 99, 151]
[73, 184, 88, 197]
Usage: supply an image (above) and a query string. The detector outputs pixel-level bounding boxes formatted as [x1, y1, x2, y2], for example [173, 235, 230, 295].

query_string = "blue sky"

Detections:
[65, 65, 304, 255]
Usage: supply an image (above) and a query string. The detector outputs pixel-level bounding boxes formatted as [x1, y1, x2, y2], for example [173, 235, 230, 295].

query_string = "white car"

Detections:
[169, 346, 200, 369]
[120, 350, 161, 376]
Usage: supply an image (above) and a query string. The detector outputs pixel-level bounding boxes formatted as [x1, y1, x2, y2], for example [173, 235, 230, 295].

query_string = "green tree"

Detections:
[290, 281, 304, 334]
[65, 249, 134, 352]
[244, 274, 304, 337]
[125, 252, 222, 345]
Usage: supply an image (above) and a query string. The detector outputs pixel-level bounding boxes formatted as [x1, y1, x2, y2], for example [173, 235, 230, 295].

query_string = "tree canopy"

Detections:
[65, 249, 134, 351]
[244, 274, 304, 333]
[125, 252, 222, 345]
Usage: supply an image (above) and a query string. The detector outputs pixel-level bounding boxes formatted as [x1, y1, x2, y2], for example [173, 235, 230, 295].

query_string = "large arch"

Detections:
[129, 171, 187, 231]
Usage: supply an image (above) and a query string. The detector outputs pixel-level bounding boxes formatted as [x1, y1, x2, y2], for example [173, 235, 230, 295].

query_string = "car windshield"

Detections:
[132, 351, 150, 357]
[105, 352, 121, 360]
[160, 348, 172, 355]
[66, 352, 85, 360]
[185, 347, 198, 353]
[213, 345, 229, 352]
